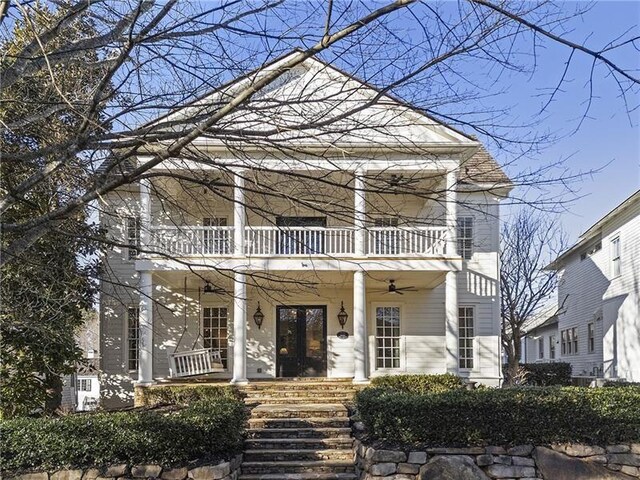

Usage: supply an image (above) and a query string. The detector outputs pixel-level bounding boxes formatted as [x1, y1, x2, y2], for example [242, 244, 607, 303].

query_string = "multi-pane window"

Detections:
[457, 217, 474, 259]
[611, 237, 621, 277]
[77, 379, 92, 392]
[588, 323, 595, 353]
[126, 216, 141, 260]
[203, 307, 228, 368]
[538, 338, 544, 359]
[203, 217, 229, 255]
[458, 306, 474, 369]
[375, 306, 400, 369]
[549, 335, 556, 359]
[561, 327, 578, 355]
[127, 307, 140, 371]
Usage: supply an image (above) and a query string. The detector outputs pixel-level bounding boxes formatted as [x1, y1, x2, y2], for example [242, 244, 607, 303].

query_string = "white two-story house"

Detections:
[545, 190, 640, 381]
[98, 53, 512, 408]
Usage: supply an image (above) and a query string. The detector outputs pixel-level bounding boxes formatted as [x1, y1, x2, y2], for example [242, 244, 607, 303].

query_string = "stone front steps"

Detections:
[238, 380, 358, 480]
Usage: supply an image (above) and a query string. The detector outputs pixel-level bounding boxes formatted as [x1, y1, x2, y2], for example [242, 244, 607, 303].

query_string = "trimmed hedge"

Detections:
[0, 398, 247, 472]
[370, 374, 464, 394]
[139, 385, 242, 407]
[356, 386, 640, 447]
[520, 362, 572, 386]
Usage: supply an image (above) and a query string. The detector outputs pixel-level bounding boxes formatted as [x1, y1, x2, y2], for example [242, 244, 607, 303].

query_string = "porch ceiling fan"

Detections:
[377, 279, 418, 295]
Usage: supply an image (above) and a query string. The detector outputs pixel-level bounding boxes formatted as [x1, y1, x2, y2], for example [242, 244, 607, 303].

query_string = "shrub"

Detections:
[0, 397, 247, 472]
[504, 363, 572, 386]
[603, 380, 640, 388]
[139, 385, 242, 407]
[370, 374, 464, 394]
[356, 386, 640, 447]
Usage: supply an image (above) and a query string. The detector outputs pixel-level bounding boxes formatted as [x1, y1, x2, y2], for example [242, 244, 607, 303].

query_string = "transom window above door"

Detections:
[375, 306, 401, 369]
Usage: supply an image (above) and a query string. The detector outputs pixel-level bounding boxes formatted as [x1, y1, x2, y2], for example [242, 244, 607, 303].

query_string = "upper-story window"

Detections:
[588, 322, 595, 353]
[611, 236, 621, 277]
[561, 327, 578, 356]
[373, 217, 400, 255]
[457, 217, 474, 260]
[126, 216, 141, 260]
[538, 338, 544, 359]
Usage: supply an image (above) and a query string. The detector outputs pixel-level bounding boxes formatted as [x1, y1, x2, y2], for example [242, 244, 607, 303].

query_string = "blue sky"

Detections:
[493, 1, 639, 242]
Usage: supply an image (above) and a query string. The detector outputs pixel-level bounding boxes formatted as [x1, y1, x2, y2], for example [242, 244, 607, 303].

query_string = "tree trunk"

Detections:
[44, 374, 63, 415]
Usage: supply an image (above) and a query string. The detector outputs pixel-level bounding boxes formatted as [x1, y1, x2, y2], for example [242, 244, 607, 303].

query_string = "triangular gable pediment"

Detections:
[152, 53, 478, 150]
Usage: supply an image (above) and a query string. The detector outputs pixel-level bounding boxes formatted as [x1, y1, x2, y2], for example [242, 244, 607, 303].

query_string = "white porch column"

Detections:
[354, 169, 366, 256]
[139, 178, 151, 257]
[445, 169, 457, 256]
[233, 170, 245, 257]
[138, 271, 154, 385]
[353, 270, 368, 383]
[445, 168, 459, 373]
[231, 271, 248, 384]
[445, 271, 459, 374]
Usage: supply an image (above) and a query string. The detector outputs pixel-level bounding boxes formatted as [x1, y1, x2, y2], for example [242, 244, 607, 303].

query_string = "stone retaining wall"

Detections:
[353, 440, 640, 479]
[4, 455, 243, 480]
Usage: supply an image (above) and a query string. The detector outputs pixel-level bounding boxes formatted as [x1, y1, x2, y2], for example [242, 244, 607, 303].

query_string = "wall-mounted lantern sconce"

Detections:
[253, 302, 265, 329]
[337, 301, 348, 328]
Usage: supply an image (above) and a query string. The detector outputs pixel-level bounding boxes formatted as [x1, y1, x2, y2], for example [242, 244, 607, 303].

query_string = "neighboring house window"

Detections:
[77, 379, 92, 391]
[457, 217, 474, 259]
[458, 306, 474, 369]
[549, 335, 556, 359]
[203, 307, 228, 368]
[127, 307, 140, 371]
[561, 330, 567, 355]
[538, 338, 544, 359]
[373, 217, 400, 255]
[375, 306, 400, 369]
[572, 327, 578, 354]
[611, 236, 621, 277]
[588, 322, 595, 353]
[126, 216, 141, 260]
[561, 328, 577, 355]
[203, 217, 228, 255]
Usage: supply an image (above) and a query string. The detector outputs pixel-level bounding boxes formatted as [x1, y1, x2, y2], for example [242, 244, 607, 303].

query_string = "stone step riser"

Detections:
[244, 388, 357, 395]
[250, 410, 348, 419]
[244, 395, 355, 402]
[244, 450, 354, 462]
[245, 439, 354, 450]
[249, 428, 352, 439]
[240, 464, 356, 475]
[248, 418, 350, 429]
[242, 386, 357, 392]
[245, 398, 353, 405]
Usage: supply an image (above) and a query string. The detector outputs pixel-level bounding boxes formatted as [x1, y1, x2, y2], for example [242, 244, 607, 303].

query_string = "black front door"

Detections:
[276, 305, 327, 377]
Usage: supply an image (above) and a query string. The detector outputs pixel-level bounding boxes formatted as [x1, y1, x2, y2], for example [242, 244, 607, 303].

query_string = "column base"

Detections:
[352, 377, 370, 385]
[230, 378, 249, 386]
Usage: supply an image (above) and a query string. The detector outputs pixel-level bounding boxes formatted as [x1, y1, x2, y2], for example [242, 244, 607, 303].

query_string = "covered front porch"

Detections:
[134, 269, 461, 386]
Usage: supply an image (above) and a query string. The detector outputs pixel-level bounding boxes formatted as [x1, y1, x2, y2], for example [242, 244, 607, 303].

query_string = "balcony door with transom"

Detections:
[275, 216, 326, 255]
[276, 306, 327, 377]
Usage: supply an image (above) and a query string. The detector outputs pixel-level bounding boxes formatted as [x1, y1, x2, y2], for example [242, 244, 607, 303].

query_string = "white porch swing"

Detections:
[168, 279, 225, 378]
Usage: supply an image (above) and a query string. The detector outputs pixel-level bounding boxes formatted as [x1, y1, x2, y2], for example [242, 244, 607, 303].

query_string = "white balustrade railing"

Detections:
[246, 226, 355, 256]
[367, 227, 448, 256]
[148, 225, 447, 257]
[150, 226, 234, 256]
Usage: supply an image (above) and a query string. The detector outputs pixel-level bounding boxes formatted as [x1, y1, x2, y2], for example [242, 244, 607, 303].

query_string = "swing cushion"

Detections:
[169, 348, 225, 378]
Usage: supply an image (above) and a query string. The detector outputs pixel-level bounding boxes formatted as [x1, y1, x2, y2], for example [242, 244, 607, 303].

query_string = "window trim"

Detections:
[126, 216, 141, 260]
[611, 236, 621, 277]
[201, 304, 230, 370]
[458, 305, 475, 370]
[372, 303, 403, 371]
[456, 217, 474, 260]
[125, 306, 140, 373]
[588, 322, 595, 353]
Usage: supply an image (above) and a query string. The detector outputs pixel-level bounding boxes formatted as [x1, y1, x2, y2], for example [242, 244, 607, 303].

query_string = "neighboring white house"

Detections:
[542, 190, 640, 381]
[98, 53, 512, 408]
[520, 307, 559, 364]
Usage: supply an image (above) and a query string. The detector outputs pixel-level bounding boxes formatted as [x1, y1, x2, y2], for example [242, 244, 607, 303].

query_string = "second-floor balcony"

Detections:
[148, 225, 449, 258]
